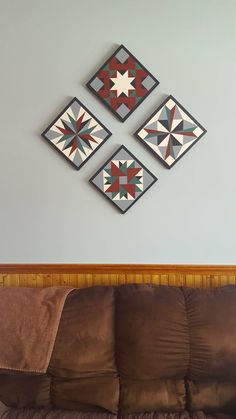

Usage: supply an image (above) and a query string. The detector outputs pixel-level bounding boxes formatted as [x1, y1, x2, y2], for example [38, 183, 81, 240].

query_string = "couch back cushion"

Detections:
[184, 287, 236, 413]
[1, 285, 236, 415]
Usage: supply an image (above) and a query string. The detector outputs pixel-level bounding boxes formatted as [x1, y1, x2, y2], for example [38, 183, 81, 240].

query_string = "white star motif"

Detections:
[110, 71, 135, 97]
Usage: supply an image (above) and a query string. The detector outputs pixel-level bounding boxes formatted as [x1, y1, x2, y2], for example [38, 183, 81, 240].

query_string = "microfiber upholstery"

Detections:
[1, 285, 236, 418]
[1, 409, 235, 418]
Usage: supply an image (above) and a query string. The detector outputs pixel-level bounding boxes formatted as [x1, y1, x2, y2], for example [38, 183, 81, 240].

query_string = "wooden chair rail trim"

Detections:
[0, 264, 236, 275]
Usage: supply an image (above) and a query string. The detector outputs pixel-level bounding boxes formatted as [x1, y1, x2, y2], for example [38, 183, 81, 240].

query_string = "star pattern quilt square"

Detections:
[135, 95, 207, 169]
[90, 145, 157, 213]
[86, 44, 159, 122]
[41, 97, 112, 170]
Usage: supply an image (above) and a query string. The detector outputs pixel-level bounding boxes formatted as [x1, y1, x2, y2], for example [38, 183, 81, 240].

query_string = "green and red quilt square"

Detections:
[87, 45, 159, 122]
[90, 146, 157, 213]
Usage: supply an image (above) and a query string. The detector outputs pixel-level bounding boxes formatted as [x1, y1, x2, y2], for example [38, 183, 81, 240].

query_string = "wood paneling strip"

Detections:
[0, 264, 236, 275]
[0, 265, 235, 288]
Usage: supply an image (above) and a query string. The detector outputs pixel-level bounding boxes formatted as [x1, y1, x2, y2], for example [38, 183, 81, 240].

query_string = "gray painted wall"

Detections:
[0, 0, 235, 263]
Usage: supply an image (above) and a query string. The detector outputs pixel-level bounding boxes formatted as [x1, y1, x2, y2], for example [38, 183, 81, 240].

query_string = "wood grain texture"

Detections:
[0, 265, 235, 288]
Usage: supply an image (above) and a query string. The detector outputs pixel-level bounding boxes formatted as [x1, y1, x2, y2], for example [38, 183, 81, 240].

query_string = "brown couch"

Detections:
[1, 284, 236, 418]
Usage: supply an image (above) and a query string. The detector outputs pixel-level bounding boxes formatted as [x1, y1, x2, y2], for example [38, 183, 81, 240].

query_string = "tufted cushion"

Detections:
[1, 285, 236, 417]
[1, 408, 235, 418]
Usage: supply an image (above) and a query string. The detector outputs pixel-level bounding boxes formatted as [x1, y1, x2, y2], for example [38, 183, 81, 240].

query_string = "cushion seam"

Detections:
[182, 287, 191, 412]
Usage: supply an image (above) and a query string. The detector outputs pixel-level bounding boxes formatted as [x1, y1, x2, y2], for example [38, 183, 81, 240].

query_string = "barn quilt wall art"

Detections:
[40, 43, 207, 213]
[90, 145, 157, 213]
[41, 97, 111, 169]
[135, 95, 207, 168]
[87, 44, 159, 122]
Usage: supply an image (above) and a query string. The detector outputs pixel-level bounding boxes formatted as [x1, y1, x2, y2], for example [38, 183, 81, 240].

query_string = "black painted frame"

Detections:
[86, 44, 159, 122]
[134, 95, 207, 169]
[41, 97, 112, 170]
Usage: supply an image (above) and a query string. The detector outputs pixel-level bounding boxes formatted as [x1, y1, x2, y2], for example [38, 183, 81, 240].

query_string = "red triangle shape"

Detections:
[111, 161, 126, 177]
[127, 167, 141, 182]
[106, 178, 120, 193]
[123, 183, 136, 198]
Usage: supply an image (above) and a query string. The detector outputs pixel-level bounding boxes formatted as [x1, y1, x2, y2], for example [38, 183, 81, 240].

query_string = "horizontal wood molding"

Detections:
[0, 265, 236, 288]
[0, 264, 236, 275]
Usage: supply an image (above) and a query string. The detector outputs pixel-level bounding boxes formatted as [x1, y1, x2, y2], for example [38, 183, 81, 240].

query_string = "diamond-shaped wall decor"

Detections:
[135, 95, 207, 168]
[90, 145, 157, 213]
[41, 97, 111, 169]
[87, 45, 159, 122]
